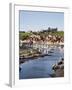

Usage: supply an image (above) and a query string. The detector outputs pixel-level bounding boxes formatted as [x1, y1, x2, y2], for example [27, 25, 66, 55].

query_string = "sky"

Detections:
[19, 10, 64, 32]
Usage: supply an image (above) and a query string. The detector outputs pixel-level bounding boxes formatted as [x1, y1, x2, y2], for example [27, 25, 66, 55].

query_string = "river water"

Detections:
[19, 46, 64, 79]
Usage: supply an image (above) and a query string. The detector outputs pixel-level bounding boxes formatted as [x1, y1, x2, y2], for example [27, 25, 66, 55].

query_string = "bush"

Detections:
[19, 31, 32, 40]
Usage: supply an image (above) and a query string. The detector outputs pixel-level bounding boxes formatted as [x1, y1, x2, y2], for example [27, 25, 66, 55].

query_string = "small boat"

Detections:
[52, 64, 60, 70]
[19, 67, 22, 71]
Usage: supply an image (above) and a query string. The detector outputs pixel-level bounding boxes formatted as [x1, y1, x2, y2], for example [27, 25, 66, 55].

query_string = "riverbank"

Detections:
[50, 58, 64, 77]
[19, 45, 64, 64]
[19, 53, 53, 64]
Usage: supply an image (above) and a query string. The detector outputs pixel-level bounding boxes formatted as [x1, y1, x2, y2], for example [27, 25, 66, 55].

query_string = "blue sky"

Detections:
[19, 10, 64, 31]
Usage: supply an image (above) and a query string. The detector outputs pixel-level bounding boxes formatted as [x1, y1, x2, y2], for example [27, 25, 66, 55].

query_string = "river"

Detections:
[19, 46, 64, 79]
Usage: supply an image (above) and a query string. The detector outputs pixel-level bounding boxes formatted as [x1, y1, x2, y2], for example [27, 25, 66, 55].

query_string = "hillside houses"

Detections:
[19, 33, 64, 49]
